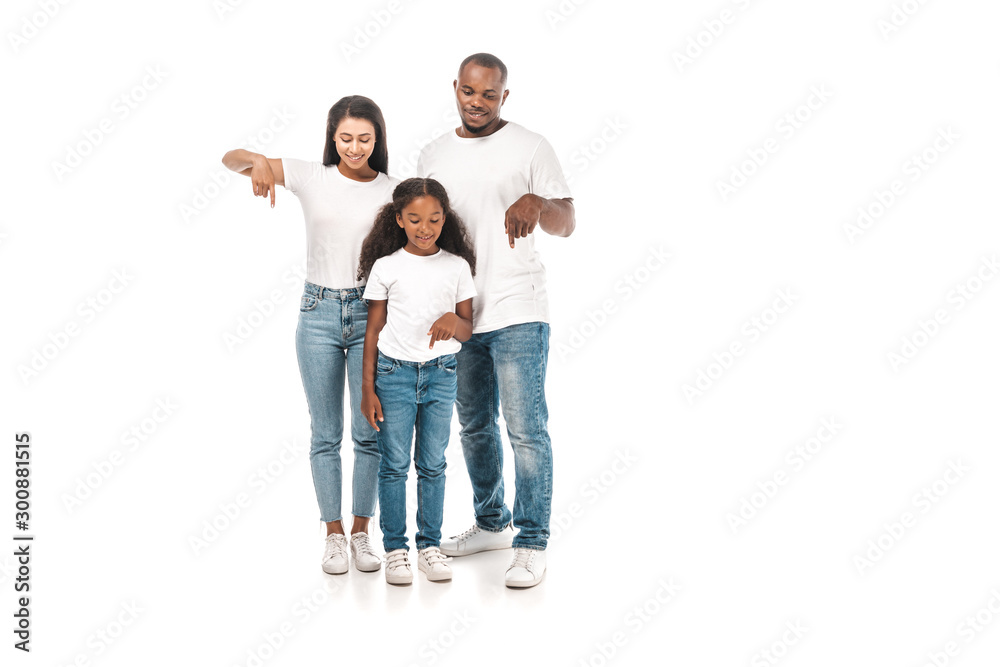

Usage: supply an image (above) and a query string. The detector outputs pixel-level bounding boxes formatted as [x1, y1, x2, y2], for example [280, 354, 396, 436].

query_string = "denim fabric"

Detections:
[295, 282, 379, 523]
[455, 322, 552, 550]
[375, 351, 457, 552]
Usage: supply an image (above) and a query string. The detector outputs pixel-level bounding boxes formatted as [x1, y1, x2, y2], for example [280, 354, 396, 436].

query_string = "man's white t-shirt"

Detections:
[417, 122, 572, 334]
[362, 248, 477, 363]
[282, 159, 397, 289]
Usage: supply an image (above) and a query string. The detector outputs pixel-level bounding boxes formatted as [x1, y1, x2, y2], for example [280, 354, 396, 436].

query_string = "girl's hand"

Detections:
[250, 155, 276, 207]
[428, 313, 459, 348]
[361, 389, 383, 431]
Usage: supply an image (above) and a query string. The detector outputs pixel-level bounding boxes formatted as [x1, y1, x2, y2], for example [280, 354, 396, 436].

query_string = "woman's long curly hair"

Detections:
[357, 178, 476, 281]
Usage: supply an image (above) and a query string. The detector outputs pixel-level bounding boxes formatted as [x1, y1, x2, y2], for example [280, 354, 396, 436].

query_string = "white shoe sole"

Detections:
[419, 567, 453, 582]
[505, 570, 545, 588]
[386, 573, 412, 585]
[322, 562, 348, 575]
[353, 558, 382, 573]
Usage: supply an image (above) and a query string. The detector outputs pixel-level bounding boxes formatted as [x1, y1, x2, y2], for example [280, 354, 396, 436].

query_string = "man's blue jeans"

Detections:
[455, 322, 552, 550]
[295, 283, 379, 523]
[375, 351, 458, 552]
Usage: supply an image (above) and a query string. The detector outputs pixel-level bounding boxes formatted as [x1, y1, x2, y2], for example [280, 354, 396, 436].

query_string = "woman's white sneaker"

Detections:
[384, 549, 413, 585]
[439, 522, 514, 556]
[350, 533, 382, 572]
[417, 547, 453, 582]
[321, 533, 349, 575]
[505, 548, 546, 588]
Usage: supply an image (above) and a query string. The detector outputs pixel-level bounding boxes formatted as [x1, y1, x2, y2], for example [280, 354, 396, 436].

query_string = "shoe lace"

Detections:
[352, 533, 376, 558]
[323, 534, 347, 560]
[451, 524, 481, 543]
[510, 549, 534, 569]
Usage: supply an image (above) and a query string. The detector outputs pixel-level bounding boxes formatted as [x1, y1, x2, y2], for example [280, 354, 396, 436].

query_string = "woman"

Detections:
[222, 96, 397, 574]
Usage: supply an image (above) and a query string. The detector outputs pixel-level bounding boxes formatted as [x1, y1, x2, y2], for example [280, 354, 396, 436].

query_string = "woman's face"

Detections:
[334, 116, 376, 172]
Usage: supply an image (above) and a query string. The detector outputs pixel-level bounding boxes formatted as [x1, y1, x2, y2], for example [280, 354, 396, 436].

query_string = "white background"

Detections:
[3, 0, 1000, 665]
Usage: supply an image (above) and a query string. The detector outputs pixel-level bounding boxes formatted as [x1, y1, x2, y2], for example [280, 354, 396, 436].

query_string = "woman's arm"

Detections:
[220, 149, 285, 207]
[361, 299, 388, 431]
[428, 298, 474, 348]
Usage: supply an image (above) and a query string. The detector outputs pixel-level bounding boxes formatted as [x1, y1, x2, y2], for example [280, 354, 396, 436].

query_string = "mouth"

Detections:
[416, 234, 434, 243]
[465, 109, 487, 121]
[345, 154, 365, 163]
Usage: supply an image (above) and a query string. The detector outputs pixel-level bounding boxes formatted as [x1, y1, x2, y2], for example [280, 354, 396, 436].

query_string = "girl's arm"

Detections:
[220, 149, 285, 207]
[428, 298, 473, 349]
[361, 299, 388, 431]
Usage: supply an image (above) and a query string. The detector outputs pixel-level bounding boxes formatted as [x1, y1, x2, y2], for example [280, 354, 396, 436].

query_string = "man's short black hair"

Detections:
[458, 53, 508, 88]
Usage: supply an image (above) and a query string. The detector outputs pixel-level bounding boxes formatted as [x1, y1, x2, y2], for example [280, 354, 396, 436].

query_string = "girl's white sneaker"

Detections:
[417, 547, 453, 582]
[350, 533, 382, 572]
[384, 549, 413, 585]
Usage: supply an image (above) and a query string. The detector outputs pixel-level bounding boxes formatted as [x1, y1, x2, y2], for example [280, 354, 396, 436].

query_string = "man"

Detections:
[417, 53, 575, 588]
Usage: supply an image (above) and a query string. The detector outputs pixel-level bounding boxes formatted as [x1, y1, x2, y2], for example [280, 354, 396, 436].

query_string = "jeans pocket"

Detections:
[376, 356, 396, 376]
[300, 294, 319, 312]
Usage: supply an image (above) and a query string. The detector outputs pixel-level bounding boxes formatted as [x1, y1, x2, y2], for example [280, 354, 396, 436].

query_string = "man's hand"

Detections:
[504, 194, 544, 248]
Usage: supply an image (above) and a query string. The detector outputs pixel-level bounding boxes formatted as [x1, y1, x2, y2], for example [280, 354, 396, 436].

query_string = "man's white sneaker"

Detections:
[321, 533, 349, 575]
[350, 533, 381, 572]
[417, 547, 453, 582]
[384, 549, 413, 585]
[439, 522, 514, 556]
[505, 548, 546, 588]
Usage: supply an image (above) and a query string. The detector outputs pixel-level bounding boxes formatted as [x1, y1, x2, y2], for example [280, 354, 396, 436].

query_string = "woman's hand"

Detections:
[250, 155, 277, 207]
[361, 389, 383, 432]
[428, 313, 460, 348]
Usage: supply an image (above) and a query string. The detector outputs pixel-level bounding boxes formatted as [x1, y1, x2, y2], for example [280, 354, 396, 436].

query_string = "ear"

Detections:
[453, 79, 458, 92]
[501, 89, 509, 106]
[396, 213, 404, 228]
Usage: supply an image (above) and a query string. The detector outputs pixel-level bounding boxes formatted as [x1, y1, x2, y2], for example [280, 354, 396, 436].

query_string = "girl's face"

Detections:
[334, 117, 376, 176]
[396, 195, 444, 256]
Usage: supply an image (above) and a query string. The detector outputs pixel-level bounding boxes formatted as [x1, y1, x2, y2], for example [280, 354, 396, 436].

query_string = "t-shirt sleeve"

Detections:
[529, 137, 573, 200]
[362, 259, 389, 300]
[281, 158, 319, 195]
[455, 259, 477, 303]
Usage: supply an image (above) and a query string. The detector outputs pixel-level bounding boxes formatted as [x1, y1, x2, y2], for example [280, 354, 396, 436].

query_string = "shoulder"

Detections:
[501, 122, 546, 148]
[281, 159, 326, 190]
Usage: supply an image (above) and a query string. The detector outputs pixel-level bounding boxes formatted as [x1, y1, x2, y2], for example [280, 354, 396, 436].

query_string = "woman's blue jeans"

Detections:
[295, 282, 379, 523]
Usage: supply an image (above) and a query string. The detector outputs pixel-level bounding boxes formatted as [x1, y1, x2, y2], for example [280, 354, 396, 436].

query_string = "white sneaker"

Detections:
[350, 533, 381, 572]
[440, 522, 514, 556]
[384, 549, 413, 585]
[505, 548, 546, 588]
[321, 533, 349, 575]
[417, 547, 453, 582]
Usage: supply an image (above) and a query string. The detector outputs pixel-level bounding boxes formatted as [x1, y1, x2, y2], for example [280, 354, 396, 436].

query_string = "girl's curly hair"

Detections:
[357, 178, 476, 282]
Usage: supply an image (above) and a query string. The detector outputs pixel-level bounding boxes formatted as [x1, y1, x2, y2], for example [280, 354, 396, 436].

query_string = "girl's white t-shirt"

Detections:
[282, 159, 397, 289]
[362, 247, 477, 363]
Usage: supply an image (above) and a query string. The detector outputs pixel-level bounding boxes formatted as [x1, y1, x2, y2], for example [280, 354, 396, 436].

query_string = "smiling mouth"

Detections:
[346, 154, 365, 162]
[465, 110, 487, 120]
[416, 235, 433, 242]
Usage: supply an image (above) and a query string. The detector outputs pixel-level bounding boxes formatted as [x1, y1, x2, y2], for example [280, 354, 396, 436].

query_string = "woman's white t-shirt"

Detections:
[362, 247, 477, 363]
[282, 159, 397, 289]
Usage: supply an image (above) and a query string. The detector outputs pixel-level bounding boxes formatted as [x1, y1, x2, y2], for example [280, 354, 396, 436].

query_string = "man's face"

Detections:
[453, 64, 508, 136]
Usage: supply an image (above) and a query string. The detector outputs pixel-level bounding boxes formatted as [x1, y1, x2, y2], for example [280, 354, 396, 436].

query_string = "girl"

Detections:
[359, 178, 477, 585]
[221, 96, 396, 575]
